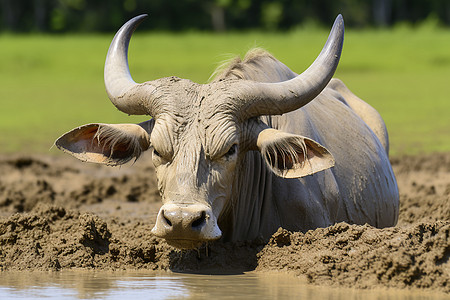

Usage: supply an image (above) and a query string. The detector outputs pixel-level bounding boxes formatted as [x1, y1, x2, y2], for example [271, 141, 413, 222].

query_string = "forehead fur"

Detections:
[151, 80, 240, 159]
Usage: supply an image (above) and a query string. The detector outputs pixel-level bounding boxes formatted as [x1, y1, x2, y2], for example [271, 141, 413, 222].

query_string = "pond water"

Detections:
[0, 271, 447, 300]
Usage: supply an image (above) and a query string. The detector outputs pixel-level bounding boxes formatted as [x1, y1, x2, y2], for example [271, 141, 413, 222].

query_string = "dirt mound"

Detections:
[0, 204, 172, 270]
[0, 153, 449, 292]
[257, 222, 449, 290]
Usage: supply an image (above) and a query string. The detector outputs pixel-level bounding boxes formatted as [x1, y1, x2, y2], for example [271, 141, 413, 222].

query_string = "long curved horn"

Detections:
[104, 14, 157, 115]
[235, 15, 344, 119]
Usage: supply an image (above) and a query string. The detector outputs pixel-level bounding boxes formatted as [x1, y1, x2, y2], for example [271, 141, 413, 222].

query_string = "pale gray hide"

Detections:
[56, 15, 399, 248]
[213, 52, 399, 242]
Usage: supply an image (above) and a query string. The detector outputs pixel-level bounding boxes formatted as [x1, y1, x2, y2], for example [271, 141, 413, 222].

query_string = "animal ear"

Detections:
[256, 128, 335, 178]
[55, 122, 152, 166]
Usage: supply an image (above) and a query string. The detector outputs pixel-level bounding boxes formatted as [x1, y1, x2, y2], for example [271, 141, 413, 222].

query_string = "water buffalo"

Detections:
[56, 15, 399, 249]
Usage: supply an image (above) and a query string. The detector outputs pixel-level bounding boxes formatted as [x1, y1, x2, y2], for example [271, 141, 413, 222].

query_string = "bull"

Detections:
[56, 15, 399, 249]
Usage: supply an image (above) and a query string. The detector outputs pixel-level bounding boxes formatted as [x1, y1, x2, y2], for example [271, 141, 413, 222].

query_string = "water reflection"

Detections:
[0, 271, 447, 300]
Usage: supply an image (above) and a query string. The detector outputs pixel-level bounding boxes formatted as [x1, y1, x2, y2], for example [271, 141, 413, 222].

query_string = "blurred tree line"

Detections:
[1, 0, 449, 32]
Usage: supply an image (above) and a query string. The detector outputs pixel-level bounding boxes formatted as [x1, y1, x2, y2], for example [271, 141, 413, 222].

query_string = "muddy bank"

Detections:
[0, 153, 448, 292]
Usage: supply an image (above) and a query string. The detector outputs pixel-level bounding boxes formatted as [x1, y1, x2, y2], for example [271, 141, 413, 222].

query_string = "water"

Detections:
[0, 271, 447, 300]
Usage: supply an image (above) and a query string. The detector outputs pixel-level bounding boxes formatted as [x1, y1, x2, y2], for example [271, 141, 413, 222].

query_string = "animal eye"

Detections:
[225, 144, 238, 157]
[153, 148, 161, 157]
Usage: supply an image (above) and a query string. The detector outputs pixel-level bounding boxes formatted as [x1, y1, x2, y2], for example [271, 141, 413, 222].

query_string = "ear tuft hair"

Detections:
[55, 123, 150, 166]
[257, 128, 335, 178]
[93, 124, 147, 165]
[261, 136, 308, 177]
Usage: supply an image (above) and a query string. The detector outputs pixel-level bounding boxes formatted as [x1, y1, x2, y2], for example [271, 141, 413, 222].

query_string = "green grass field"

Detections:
[1, 25, 449, 156]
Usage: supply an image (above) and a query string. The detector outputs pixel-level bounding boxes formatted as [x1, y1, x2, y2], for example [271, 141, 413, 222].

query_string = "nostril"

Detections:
[162, 210, 172, 227]
[191, 211, 207, 229]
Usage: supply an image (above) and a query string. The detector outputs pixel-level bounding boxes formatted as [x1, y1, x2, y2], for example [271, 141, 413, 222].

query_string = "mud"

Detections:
[0, 152, 448, 292]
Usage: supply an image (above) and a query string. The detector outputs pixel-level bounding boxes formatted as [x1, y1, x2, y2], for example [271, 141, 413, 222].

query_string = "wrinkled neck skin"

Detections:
[218, 116, 336, 243]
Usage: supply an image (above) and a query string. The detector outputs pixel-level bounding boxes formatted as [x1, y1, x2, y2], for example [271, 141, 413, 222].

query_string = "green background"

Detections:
[1, 24, 449, 156]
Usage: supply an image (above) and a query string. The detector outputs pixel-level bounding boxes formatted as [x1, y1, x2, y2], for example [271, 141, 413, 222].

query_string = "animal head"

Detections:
[56, 14, 343, 248]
